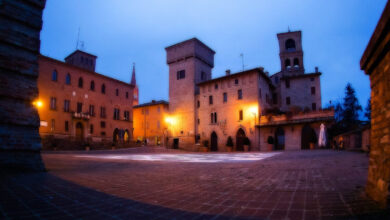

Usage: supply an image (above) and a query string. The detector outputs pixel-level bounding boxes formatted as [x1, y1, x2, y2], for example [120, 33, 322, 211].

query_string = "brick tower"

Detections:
[277, 30, 304, 75]
[165, 38, 215, 149]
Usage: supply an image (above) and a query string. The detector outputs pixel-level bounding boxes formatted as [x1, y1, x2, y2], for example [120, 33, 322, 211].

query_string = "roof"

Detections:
[39, 55, 134, 88]
[360, 2, 390, 75]
[280, 72, 321, 80]
[64, 50, 98, 60]
[165, 37, 216, 54]
[197, 67, 274, 88]
[277, 30, 302, 37]
[133, 100, 169, 108]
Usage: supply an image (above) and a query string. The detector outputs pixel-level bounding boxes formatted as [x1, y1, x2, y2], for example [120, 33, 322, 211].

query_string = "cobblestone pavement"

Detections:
[1, 148, 389, 219]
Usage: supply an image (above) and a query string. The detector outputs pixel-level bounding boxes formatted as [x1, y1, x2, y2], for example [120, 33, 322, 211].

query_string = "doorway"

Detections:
[173, 138, 179, 149]
[210, 131, 218, 151]
[236, 128, 246, 151]
[275, 127, 285, 150]
[76, 122, 84, 141]
[301, 124, 316, 149]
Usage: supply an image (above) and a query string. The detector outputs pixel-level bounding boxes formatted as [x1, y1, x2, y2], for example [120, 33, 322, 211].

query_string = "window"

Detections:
[214, 84, 218, 90]
[293, 58, 300, 67]
[239, 110, 243, 121]
[235, 79, 239, 85]
[124, 111, 130, 121]
[100, 106, 106, 118]
[100, 121, 106, 128]
[285, 79, 290, 88]
[177, 70, 185, 80]
[273, 93, 277, 105]
[78, 77, 83, 88]
[286, 97, 291, 105]
[113, 108, 120, 120]
[310, 77, 314, 82]
[90, 124, 94, 134]
[64, 100, 70, 112]
[65, 73, 71, 85]
[126, 92, 129, 99]
[285, 59, 291, 68]
[101, 84, 106, 94]
[157, 120, 160, 129]
[210, 112, 217, 124]
[52, 70, 57, 81]
[90, 81, 95, 91]
[50, 97, 56, 110]
[89, 105, 95, 116]
[116, 89, 119, 96]
[275, 76, 279, 84]
[197, 100, 200, 108]
[285, 38, 296, 51]
[209, 95, 213, 105]
[197, 119, 200, 124]
[238, 89, 243, 100]
[101, 131, 106, 136]
[311, 87, 316, 95]
[223, 93, 227, 103]
[65, 121, 69, 132]
[157, 106, 160, 113]
[77, 102, 83, 113]
[312, 103, 317, 111]
[51, 119, 55, 131]
[201, 71, 206, 80]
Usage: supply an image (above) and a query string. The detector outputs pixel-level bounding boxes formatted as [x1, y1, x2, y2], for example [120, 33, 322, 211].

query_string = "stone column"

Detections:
[0, 0, 46, 171]
[360, 1, 390, 208]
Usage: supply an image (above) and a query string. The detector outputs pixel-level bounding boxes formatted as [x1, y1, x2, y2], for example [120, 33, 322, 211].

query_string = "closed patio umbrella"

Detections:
[318, 123, 327, 147]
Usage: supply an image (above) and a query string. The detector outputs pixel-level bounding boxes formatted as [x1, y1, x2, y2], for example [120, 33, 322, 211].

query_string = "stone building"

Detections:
[133, 100, 169, 145]
[37, 50, 135, 148]
[360, 1, 390, 208]
[164, 31, 334, 151]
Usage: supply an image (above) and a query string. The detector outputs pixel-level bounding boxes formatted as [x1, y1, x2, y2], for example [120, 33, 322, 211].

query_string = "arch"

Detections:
[75, 122, 84, 141]
[65, 73, 71, 85]
[78, 77, 83, 88]
[101, 84, 106, 94]
[285, 59, 291, 68]
[113, 128, 119, 143]
[124, 129, 129, 143]
[52, 69, 58, 81]
[285, 39, 296, 51]
[210, 131, 218, 151]
[275, 127, 285, 150]
[293, 58, 300, 67]
[301, 124, 317, 149]
[236, 128, 246, 151]
[90, 80, 95, 91]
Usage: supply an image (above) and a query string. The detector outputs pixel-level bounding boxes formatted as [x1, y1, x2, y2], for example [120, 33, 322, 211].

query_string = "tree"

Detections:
[364, 98, 371, 121]
[341, 83, 362, 128]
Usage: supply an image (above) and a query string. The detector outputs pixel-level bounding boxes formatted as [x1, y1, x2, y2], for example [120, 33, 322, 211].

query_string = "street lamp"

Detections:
[33, 100, 43, 108]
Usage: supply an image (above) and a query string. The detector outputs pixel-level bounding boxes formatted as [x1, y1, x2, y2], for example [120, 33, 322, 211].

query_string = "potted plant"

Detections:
[310, 131, 317, 150]
[111, 142, 116, 150]
[226, 136, 234, 152]
[84, 142, 90, 151]
[243, 137, 251, 152]
[267, 136, 274, 151]
[200, 140, 209, 152]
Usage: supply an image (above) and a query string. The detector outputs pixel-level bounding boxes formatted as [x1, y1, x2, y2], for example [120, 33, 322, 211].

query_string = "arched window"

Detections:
[65, 73, 71, 85]
[285, 59, 291, 68]
[78, 77, 83, 88]
[101, 84, 106, 94]
[293, 58, 300, 67]
[285, 39, 296, 51]
[90, 80, 95, 91]
[52, 70, 58, 81]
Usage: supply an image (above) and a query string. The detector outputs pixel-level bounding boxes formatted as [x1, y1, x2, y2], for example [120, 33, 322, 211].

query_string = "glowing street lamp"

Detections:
[33, 100, 43, 108]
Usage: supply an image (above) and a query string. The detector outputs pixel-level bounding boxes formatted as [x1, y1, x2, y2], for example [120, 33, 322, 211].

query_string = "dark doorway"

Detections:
[113, 128, 119, 143]
[76, 122, 84, 141]
[173, 138, 179, 149]
[301, 124, 317, 149]
[275, 127, 285, 150]
[236, 128, 246, 151]
[210, 132, 218, 151]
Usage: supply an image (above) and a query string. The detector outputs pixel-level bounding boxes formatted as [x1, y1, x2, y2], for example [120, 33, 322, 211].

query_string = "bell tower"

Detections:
[277, 30, 304, 75]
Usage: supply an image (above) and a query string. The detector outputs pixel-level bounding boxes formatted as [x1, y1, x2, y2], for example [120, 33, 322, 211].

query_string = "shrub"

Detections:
[267, 136, 274, 144]
[244, 137, 251, 146]
[202, 140, 209, 147]
[226, 136, 234, 147]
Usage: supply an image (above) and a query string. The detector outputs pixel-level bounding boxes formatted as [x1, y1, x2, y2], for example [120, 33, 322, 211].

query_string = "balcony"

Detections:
[72, 112, 90, 120]
[258, 109, 334, 127]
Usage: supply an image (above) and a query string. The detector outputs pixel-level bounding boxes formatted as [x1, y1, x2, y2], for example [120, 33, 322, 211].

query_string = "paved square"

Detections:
[1, 148, 389, 219]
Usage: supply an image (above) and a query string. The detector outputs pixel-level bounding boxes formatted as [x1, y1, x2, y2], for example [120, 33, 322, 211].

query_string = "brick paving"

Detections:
[1, 148, 389, 219]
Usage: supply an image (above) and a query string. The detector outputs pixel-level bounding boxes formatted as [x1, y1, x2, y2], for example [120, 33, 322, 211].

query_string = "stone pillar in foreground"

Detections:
[0, 0, 46, 171]
[360, 1, 390, 208]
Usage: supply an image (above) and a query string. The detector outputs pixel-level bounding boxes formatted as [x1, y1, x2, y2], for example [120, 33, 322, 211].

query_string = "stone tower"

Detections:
[165, 38, 215, 149]
[277, 31, 304, 75]
[131, 63, 139, 106]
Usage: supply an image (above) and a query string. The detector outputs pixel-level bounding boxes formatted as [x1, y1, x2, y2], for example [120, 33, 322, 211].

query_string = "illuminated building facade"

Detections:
[164, 31, 334, 151]
[133, 100, 169, 145]
[37, 50, 135, 146]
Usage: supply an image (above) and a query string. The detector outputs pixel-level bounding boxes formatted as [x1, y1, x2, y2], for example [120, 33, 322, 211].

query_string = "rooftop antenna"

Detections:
[76, 27, 80, 49]
[240, 53, 245, 71]
[80, 41, 85, 50]
[288, 26, 291, 32]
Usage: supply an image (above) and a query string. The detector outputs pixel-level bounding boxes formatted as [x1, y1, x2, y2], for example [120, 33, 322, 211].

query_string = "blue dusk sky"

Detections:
[40, 0, 387, 109]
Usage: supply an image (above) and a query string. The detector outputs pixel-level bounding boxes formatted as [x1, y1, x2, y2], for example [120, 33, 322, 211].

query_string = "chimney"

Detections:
[151, 100, 156, 103]
[225, 69, 231, 76]
[315, 67, 319, 73]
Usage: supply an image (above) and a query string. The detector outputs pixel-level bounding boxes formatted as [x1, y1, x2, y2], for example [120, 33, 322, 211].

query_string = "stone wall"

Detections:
[0, 0, 46, 171]
[360, 1, 390, 208]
